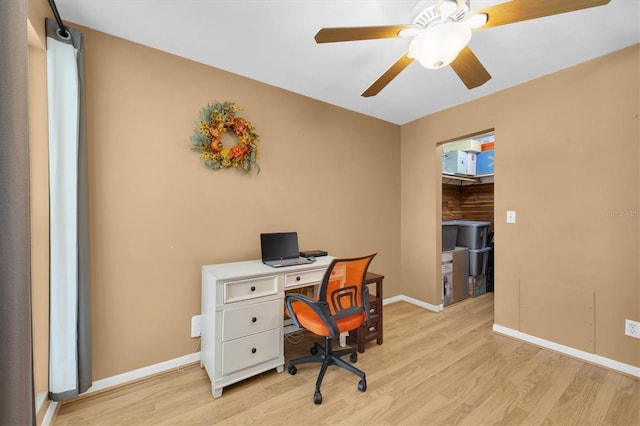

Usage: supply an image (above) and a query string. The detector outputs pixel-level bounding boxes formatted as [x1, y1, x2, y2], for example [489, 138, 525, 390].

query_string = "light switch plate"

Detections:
[506, 210, 516, 224]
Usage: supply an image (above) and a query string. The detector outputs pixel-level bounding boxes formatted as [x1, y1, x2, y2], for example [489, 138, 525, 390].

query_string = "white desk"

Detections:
[201, 256, 335, 398]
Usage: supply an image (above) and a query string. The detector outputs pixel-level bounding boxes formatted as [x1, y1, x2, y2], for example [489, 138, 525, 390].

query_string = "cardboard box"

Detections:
[476, 150, 494, 174]
[442, 138, 482, 153]
[466, 152, 476, 176]
[442, 261, 453, 305]
[468, 275, 487, 298]
[442, 150, 467, 174]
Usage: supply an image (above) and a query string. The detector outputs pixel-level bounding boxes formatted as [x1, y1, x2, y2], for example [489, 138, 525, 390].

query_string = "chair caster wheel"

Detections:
[358, 379, 367, 392]
[310, 344, 318, 355]
[288, 365, 297, 375]
[350, 353, 358, 363]
[314, 391, 322, 404]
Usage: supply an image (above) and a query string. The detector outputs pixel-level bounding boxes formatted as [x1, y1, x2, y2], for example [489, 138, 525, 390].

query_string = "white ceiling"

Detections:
[54, 0, 639, 125]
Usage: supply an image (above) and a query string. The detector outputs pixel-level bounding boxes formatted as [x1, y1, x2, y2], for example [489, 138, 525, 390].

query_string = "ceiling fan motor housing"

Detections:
[414, 0, 470, 28]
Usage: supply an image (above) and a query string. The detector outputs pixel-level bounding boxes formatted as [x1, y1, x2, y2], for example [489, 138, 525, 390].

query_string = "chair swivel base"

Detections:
[287, 336, 367, 404]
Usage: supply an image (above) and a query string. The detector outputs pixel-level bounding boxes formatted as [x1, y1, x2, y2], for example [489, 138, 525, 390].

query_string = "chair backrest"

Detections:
[318, 254, 377, 319]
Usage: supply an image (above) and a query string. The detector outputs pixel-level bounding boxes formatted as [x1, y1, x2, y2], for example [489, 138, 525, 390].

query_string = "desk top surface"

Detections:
[202, 256, 335, 280]
[365, 271, 385, 282]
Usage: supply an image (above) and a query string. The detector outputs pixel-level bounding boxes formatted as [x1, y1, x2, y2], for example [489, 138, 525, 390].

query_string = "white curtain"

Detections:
[46, 18, 92, 401]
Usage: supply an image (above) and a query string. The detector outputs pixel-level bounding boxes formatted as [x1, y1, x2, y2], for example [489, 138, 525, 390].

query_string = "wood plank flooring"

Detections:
[53, 294, 639, 425]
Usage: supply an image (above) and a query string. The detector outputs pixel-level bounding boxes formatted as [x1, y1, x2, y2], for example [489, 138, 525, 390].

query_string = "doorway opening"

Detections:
[439, 130, 495, 308]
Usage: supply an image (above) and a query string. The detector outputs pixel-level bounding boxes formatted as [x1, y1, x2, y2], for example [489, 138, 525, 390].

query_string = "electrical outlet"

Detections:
[625, 319, 640, 339]
[191, 315, 202, 338]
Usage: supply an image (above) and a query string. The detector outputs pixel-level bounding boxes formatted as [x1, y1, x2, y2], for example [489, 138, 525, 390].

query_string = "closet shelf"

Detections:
[442, 173, 494, 185]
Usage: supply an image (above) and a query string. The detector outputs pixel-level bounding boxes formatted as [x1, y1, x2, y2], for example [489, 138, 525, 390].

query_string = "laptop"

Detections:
[260, 232, 315, 268]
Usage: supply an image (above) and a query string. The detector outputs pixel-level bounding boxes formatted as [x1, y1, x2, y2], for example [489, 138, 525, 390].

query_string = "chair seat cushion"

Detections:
[290, 301, 365, 337]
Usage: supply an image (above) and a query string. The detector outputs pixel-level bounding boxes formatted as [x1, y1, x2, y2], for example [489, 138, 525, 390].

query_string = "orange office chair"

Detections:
[285, 253, 377, 404]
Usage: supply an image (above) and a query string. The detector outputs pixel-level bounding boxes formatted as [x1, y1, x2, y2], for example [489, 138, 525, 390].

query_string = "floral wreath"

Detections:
[190, 102, 259, 173]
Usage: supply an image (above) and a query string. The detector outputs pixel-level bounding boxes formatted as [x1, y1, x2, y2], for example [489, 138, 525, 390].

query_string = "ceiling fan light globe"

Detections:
[408, 22, 471, 69]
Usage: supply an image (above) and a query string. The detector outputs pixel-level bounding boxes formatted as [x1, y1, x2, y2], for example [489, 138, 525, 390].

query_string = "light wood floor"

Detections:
[54, 294, 639, 425]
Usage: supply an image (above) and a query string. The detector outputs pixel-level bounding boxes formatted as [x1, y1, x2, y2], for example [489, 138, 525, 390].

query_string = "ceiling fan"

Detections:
[314, 0, 611, 97]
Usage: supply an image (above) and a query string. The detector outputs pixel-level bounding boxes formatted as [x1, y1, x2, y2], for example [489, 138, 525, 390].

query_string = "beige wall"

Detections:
[79, 27, 400, 379]
[402, 44, 639, 367]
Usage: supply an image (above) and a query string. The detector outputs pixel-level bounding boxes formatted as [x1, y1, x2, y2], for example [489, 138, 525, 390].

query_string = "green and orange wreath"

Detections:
[190, 102, 259, 173]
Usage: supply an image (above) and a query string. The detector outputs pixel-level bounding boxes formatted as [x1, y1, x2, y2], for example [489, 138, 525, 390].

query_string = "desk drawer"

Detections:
[367, 295, 381, 317]
[224, 275, 278, 303]
[221, 328, 280, 375]
[284, 264, 345, 289]
[285, 268, 325, 289]
[363, 317, 380, 340]
[222, 300, 281, 341]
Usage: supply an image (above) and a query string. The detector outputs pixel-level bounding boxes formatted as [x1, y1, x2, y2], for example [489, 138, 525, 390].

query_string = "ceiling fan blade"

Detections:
[473, 0, 611, 29]
[315, 25, 416, 43]
[449, 46, 491, 89]
[361, 51, 414, 97]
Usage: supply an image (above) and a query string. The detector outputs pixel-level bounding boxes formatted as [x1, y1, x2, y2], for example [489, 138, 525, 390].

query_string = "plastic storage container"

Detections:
[442, 224, 458, 251]
[468, 246, 492, 276]
[443, 220, 491, 249]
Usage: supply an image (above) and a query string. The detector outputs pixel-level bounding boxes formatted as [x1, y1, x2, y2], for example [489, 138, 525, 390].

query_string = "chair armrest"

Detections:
[285, 293, 340, 337]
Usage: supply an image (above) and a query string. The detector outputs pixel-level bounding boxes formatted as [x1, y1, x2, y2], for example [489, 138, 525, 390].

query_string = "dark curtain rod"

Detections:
[48, 0, 69, 38]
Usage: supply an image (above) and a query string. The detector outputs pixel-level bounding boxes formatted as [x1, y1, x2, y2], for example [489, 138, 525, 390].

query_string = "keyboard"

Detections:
[265, 257, 314, 267]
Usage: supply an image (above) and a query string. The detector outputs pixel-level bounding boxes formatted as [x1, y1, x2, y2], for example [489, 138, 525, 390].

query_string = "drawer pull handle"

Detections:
[250, 286, 256, 292]
[296, 276, 301, 282]
[251, 317, 257, 323]
[251, 348, 257, 354]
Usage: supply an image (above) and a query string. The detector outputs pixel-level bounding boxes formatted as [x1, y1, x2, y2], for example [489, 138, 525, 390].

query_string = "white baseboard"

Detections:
[384, 295, 443, 312]
[42, 401, 57, 426]
[35, 392, 47, 418]
[493, 324, 640, 378]
[87, 352, 202, 394]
